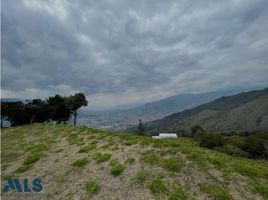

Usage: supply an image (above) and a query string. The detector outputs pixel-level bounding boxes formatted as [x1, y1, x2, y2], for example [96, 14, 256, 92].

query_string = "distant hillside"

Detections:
[81, 90, 240, 130]
[143, 88, 268, 134]
[1, 98, 22, 102]
[1, 124, 268, 199]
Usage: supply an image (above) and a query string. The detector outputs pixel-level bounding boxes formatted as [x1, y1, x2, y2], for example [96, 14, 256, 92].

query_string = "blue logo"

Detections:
[2, 178, 42, 193]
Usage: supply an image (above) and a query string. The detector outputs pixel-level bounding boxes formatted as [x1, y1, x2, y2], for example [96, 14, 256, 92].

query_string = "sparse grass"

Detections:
[71, 158, 89, 167]
[148, 177, 167, 194]
[132, 169, 150, 185]
[161, 157, 182, 172]
[124, 157, 135, 165]
[200, 184, 233, 200]
[109, 159, 119, 166]
[110, 164, 125, 176]
[141, 153, 160, 166]
[86, 180, 100, 197]
[168, 184, 190, 200]
[1, 125, 268, 200]
[93, 153, 111, 164]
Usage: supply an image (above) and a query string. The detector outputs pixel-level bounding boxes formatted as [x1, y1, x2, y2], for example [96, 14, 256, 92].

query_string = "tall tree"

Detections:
[66, 93, 88, 126]
[138, 118, 145, 136]
[47, 95, 71, 124]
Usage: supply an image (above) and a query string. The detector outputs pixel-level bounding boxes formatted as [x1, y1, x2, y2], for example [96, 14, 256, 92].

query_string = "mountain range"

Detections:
[80, 90, 241, 130]
[142, 88, 268, 134]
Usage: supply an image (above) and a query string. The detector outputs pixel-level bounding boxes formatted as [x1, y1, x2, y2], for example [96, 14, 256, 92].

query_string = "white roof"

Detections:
[159, 133, 177, 137]
[152, 133, 177, 139]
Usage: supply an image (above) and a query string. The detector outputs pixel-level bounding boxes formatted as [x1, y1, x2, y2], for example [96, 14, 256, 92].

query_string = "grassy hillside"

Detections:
[1, 124, 268, 200]
[143, 88, 268, 134]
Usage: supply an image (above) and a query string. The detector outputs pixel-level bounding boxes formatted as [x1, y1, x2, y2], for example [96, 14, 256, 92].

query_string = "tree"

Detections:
[47, 95, 71, 124]
[191, 125, 204, 137]
[66, 93, 88, 126]
[25, 99, 50, 124]
[1, 93, 88, 127]
[138, 118, 145, 136]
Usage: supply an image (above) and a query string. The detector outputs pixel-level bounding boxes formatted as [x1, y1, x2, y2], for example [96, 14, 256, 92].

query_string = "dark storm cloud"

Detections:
[2, 0, 268, 108]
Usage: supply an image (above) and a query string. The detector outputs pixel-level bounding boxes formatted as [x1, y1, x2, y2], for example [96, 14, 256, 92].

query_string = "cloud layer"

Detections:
[2, 0, 268, 109]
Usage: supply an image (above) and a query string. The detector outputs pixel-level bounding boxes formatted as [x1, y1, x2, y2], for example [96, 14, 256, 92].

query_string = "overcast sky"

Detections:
[2, 0, 268, 110]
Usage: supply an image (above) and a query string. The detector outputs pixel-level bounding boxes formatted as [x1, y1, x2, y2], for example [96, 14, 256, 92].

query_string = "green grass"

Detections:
[93, 153, 111, 164]
[15, 165, 33, 173]
[141, 153, 160, 166]
[148, 177, 167, 194]
[86, 180, 100, 197]
[110, 164, 125, 176]
[161, 157, 182, 172]
[71, 158, 89, 167]
[23, 152, 43, 165]
[253, 182, 268, 199]
[168, 184, 190, 200]
[78, 145, 97, 153]
[132, 169, 150, 184]
[200, 184, 233, 200]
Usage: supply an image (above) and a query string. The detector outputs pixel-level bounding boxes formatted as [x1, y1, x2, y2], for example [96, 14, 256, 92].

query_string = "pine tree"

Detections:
[138, 118, 145, 136]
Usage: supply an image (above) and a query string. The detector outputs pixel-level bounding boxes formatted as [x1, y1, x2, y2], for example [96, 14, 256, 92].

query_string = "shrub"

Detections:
[148, 177, 167, 194]
[199, 133, 224, 149]
[71, 158, 89, 167]
[132, 170, 150, 184]
[243, 135, 268, 158]
[217, 144, 249, 157]
[110, 164, 125, 176]
[86, 180, 100, 196]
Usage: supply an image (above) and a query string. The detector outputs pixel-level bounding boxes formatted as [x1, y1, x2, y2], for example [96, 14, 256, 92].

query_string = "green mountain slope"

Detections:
[144, 88, 268, 134]
[1, 124, 268, 200]
[82, 90, 239, 130]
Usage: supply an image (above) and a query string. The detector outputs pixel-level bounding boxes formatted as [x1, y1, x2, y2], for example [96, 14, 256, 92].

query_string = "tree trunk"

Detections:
[74, 110, 77, 126]
[30, 115, 36, 124]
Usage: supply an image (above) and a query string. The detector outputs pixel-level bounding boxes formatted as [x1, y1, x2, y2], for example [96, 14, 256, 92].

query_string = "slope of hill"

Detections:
[82, 90, 239, 130]
[1, 124, 268, 200]
[143, 88, 268, 134]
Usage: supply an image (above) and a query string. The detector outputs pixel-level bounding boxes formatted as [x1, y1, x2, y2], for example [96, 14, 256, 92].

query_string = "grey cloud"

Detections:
[2, 0, 268, 108]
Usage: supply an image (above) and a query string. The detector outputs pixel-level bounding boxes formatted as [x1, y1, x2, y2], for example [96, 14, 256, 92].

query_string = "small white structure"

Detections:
[152, 133, 177, 139]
